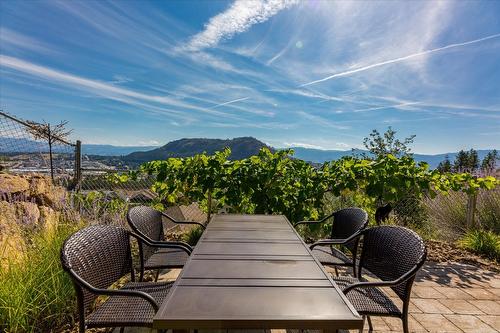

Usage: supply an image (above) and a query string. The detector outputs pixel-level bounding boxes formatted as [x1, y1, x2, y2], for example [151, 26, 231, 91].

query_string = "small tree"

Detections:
[437, 155, 452, 172]
[26, 120, 72, 181]
[453, 150, 467, 172]
[481, 150, 498, 170]
[467, 149, 479, 171]
[362, 127, 416, 159]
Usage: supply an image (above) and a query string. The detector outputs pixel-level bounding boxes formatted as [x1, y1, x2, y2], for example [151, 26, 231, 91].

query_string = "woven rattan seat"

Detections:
[61, 224, 175, 333]
[311, 246, 353, 266]
[144, 248, 190, 269]
[331, 226, 426, 333]
[127, 206, 196, 280]
[87, 281, 173, 327]
[334, 276, 401, 316]
[296, 207, 368, 275]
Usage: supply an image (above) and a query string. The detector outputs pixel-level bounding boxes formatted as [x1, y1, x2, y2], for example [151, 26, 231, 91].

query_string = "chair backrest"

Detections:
[127, 205, 164, 260]
[61, 225, 133, 312]
[330, 207, 369, 253]
[358, 226, 427, 301]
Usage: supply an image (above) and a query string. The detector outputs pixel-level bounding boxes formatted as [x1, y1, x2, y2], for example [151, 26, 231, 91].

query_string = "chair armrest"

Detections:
[309, 231, 362, 250]
[69, 269, 159, 311]
[161, 212, 206, 229]
[130, 232, 193, 254]
[341, 266, 420, 295]
[294, 212, 335, 227]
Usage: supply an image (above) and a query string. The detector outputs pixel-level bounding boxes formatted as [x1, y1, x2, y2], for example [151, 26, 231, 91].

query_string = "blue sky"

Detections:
[1, 0, 499, 153]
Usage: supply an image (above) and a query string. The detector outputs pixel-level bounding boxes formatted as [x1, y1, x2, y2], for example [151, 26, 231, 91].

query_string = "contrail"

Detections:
[210, 97, 250, 109]
[300, 33, 500, 87]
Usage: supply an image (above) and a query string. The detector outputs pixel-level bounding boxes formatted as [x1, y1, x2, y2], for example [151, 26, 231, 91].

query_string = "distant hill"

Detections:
[1, 136, 496, 169]
[123, 137, 270, 163]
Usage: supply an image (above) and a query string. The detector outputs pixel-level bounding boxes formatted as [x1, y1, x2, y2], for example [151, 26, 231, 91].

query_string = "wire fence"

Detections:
[1, 110, 497, 233]
[0, 111, 77, 188]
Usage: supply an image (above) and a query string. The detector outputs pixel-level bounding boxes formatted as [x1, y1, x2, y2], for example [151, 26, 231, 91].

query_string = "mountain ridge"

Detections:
[1, 136, 497, 169]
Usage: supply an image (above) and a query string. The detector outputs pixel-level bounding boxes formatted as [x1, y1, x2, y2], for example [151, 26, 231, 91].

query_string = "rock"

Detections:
[39, 206, 61, 234]
[0, 201, 27, 267]
[29, 174, 67, 209]
[0, 173, 30, 195]
[16, 201, 41, 228]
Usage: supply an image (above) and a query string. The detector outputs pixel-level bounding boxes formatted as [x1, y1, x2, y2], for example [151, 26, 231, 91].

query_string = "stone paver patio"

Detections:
[121, 261, 500, 333]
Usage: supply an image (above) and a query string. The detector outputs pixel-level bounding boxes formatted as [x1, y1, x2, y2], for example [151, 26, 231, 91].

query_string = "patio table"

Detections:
[153, 214, 363, 332]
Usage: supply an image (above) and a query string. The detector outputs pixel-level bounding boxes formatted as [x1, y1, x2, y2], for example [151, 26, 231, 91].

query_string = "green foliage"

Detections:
[72, 190, 129, 224]
[140, 148, 327, 222]
[459, 230, 500, 260]
[118, 148, 498, 224]
[453, 149, 480, 172]
[437, 155, 452, 173]
[362, 126, 416, 158]
[482, 149, 499, 170]
[181, 226, 204, 246]
[0, 222, 81, 332]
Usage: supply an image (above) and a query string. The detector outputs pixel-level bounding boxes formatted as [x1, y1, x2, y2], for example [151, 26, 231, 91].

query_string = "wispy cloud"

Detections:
[0, 28, 53, 54]
[209, 96, 250, 109]
[0, 55, 238, 119]
[296, 111, 350, 130]
[180, 0, 298, 52]
[352, 102, 420, 113]
[301, 33, 500, 87]
[283, 142, 325, 149]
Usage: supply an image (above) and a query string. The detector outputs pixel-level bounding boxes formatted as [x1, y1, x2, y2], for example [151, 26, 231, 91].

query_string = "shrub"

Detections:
[459, 230, 500, 260]
[181, 226, 204, 246]
[0, 222, 81, 332]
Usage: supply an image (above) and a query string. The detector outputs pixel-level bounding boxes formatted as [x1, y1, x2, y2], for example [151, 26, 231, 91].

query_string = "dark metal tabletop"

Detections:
[153, 214, 363, 331]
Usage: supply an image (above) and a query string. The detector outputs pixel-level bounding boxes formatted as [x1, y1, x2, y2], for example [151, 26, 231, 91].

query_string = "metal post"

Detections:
[206, 189, 212, 224]
[74, 140, 82, 190]
[48, 124, 54, 182]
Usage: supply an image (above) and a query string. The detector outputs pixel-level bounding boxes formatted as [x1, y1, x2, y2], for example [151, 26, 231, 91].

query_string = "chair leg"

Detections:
[155, 269, 160, 282]
[334, 266, 339, 276]
[367, 316, 373, 332]
[402, 314, 409, 333]
[119, 327, 125, 333]
[360, 315, 366, 333]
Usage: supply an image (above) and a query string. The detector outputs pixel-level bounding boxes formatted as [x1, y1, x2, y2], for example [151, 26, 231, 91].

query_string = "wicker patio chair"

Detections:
[295, 207, 368, 275]
[127, 205, 201, 281]
[331, 226, 427, 333]
[61, 225, 177, 333]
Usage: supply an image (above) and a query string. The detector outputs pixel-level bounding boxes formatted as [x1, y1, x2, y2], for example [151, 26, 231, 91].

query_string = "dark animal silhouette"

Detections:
[375, 203, 392, 225]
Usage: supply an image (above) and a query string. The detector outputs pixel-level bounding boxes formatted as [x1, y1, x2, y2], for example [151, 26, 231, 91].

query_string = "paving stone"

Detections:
[487, 288, 500, 298]
[412, 298, 453, 314]
[412, 286, 446, 299]
[411, 313, 461, 332]
[367, 316, 391, 331]
[433, 287, 474, 300]
[469, 300, 500, 315]
[409, 300, 423, 313]
[383, 316, 426, 332]
[438, 299, 484, 314]
[444, 314, 496, 332]
[157, 268, 181, 281]
[462, 288, 497, 300]
[478, 315, 500, 330]
[488, 278, 500, 289]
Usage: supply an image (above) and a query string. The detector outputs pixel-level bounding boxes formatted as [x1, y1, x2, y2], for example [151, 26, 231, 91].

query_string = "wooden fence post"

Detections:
[466, 192, 478, 229]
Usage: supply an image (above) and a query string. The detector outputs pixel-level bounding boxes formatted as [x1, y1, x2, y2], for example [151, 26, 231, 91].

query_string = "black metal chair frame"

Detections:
[295, 207, 368, 275]
[61, 225, 178, 333]
[127, 206, 201, 281]
[331, 226, 427, 333]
